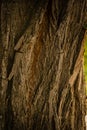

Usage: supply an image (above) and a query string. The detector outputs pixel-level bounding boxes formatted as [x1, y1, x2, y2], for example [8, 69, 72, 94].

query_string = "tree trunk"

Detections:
[0, 0, 87, 130]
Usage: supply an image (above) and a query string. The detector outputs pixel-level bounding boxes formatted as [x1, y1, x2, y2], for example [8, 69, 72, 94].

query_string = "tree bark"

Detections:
[0, 0, 87, 130]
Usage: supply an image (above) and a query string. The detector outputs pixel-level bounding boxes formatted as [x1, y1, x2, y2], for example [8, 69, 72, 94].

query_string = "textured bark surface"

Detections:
[0, 0, 87, 130]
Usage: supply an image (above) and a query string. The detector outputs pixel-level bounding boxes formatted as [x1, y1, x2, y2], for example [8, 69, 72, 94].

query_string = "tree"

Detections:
[0, 0, 87, 130]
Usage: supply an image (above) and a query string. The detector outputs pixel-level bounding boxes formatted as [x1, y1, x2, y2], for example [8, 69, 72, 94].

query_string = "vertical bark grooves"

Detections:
[0, 0, 86, 130]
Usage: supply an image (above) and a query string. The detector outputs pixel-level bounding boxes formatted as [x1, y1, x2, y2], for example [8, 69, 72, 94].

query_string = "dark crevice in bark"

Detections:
[57, 0, 69, 27]
[4, 78, 14, 130]
[47, 0, 69, 28]
[51, 116, 56, 130]
[13, 2, 36, 46]
[7, 53, 15, 77]
[34, 116, 48, 130]
[13, 0, 49, 50]
[32, 113, 44, 130]
[41, 119, 48, 130]
[4, 37, 15, 129]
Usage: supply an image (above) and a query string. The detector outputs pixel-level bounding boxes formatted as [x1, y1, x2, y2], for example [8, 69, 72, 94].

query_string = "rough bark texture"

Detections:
[0, 0, 87, 130]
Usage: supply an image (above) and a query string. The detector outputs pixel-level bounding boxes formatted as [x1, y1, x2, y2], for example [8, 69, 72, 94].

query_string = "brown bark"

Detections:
[0, 0, 87, 130]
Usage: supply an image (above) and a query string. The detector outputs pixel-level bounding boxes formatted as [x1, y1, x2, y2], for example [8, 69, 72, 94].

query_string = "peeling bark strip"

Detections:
[0, 0, 87, 130]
